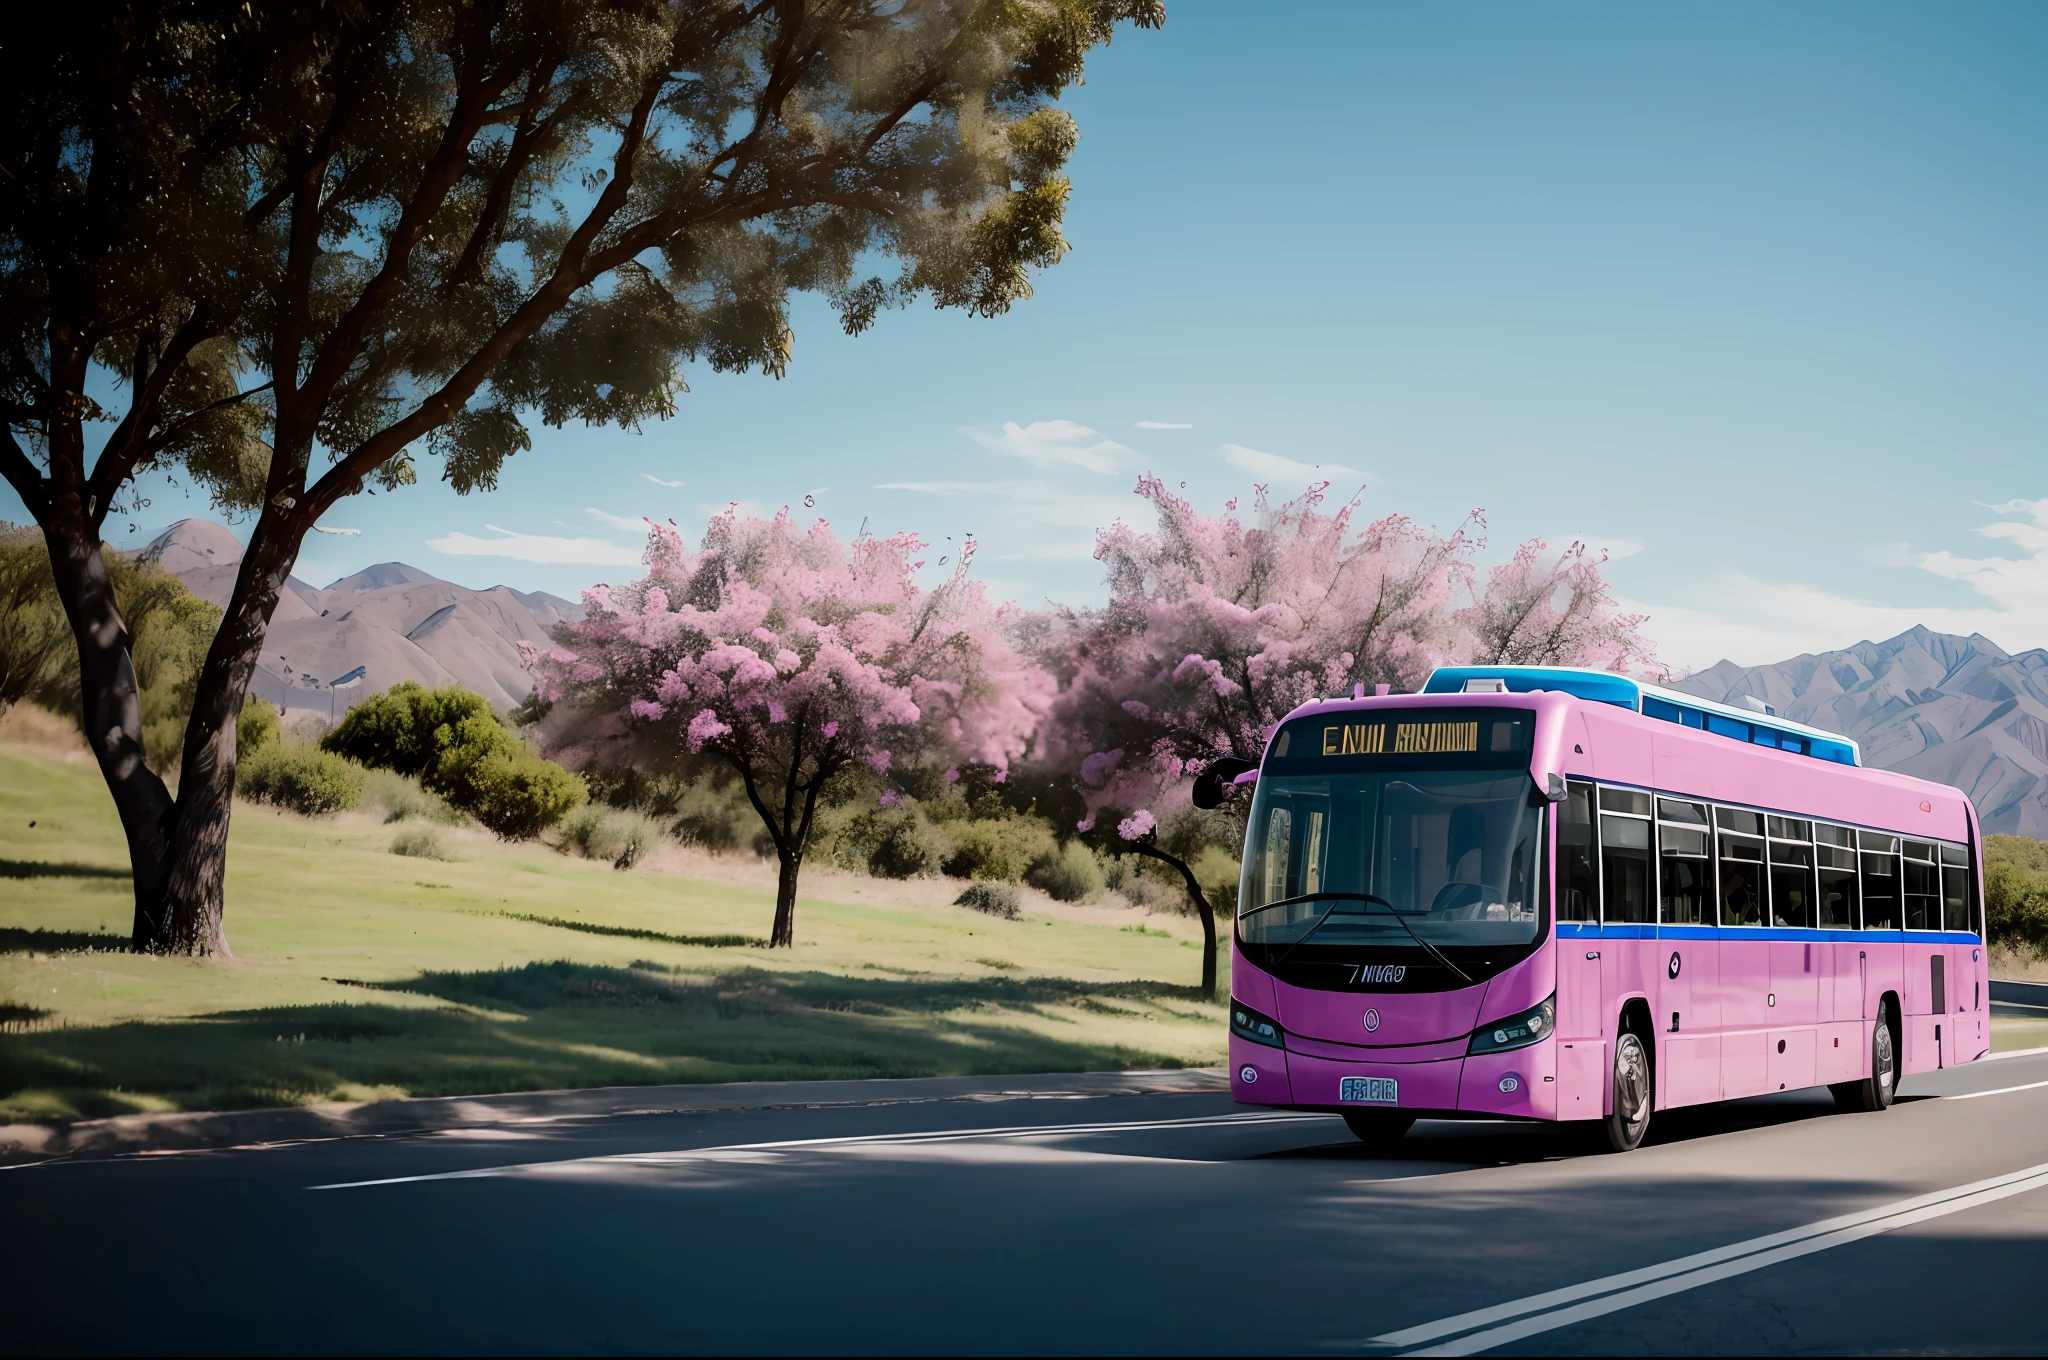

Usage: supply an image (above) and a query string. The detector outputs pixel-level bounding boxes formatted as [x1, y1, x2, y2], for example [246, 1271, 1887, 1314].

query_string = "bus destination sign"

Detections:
[1321, 720, 1479, 757]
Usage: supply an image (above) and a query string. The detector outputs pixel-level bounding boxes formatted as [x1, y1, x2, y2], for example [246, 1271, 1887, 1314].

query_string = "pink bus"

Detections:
[1220, 665, 1989, 1152]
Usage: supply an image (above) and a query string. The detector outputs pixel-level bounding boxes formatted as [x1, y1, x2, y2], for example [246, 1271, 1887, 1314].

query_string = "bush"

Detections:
[561, 804, 661, 870]
[390, 828, 454, 860]
[236, 696, 281, 756]
[362, 769, 467, 825]
[955, 882, 1022, 920]
[459, 746, 587, 840]
[671, 778, 755, 854]
[1023, 840, 1105, 902]
[941, 815, 1058, 882]
[830, 804, 948, 879]
[237, 742, 364, 815]
[325, 682, 583, 838]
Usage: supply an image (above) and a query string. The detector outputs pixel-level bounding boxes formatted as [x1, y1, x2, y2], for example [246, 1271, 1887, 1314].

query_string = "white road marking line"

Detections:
[308, 1110, 1336, 1190]
[1948, 1077, 2048, 1101]
[1371, 1161, 2048, 1356]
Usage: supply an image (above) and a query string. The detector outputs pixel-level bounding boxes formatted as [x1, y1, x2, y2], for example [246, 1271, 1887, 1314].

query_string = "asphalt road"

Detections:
[6, 1051, 2048, 1355]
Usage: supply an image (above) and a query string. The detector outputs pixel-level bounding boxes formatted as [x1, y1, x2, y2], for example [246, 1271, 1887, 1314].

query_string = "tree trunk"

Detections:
[1131, 839, 1218, 999]
[40, 522, 177, 947]
[770, 849, 801, 948]
[140, 525, 302, 956]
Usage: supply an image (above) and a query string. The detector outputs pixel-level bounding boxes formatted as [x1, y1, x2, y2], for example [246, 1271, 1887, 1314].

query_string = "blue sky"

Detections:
[21, 2, 2048, 670]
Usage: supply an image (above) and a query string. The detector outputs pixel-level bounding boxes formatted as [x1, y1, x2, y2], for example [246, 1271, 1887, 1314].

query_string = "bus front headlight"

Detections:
[1468, 996, 1555, 1055]
[1230, 999, 1285, 1049]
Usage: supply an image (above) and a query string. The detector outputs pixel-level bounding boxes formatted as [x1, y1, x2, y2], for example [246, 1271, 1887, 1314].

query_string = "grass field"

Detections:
[0, 742, 1229, 1123]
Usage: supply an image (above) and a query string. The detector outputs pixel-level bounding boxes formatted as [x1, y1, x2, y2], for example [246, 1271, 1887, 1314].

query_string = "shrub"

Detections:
[830, 804, 947, 879]
[390, 828, 455, 860]
[671, 778, 755, 854]
[941, 815, 1058, 882]
[460, 746, 587, 840]
[1024, 840, 1105, 902]
[561, 804, 661, 870]
[237, 742, 363, 815]
[1986, 835, 2048, 956]
[236, 696, 281, 756]
[362, 769, 467, 826]
[955, 882, 1022, 920]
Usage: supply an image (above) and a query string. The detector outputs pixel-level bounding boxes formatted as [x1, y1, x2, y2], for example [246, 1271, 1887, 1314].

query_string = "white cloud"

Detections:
[642, 473, 685, 488]
[1219, 443, 1364, 483]
[428, 525, 645, 566]
[1136, 420, 1193, 430]
[585, 507, 650, 534]
[1630, 499, 2048, 673]
[963, 420, 1134, 475]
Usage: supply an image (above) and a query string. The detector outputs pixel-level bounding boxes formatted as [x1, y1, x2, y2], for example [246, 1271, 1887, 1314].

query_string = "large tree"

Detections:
[1044, 476, 1656, 997]
[0, 0, 1159, 954]
[531, 509, 1047, 946]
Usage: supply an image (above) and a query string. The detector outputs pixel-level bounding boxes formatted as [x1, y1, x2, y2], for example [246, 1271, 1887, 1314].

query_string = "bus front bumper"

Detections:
[1231, 1034, 1559, 1120]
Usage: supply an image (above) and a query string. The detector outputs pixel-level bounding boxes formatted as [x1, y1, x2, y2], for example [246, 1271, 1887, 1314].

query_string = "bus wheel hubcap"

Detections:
[1618, 1039, 1649, 1127]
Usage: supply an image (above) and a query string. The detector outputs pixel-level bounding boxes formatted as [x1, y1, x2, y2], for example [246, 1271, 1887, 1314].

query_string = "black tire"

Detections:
[1602, 1030, 1653, 1152]
[1834, 1013, 1897, 1113]
[1341, 1110, 1415, 1145]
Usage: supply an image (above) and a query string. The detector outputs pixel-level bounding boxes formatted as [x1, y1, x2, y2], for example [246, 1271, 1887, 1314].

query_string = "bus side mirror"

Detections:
[1541, 772, 1567, 803]
[1192, 757, 1258, 809]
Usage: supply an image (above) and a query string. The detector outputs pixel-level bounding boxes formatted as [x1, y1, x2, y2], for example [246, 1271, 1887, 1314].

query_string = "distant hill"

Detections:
[140, 519, 581, 716]
[1673, 626, 2048, 837]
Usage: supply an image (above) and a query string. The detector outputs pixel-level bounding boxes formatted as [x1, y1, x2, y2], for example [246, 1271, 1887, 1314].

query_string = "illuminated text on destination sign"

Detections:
[1321, 721, 1480, 757]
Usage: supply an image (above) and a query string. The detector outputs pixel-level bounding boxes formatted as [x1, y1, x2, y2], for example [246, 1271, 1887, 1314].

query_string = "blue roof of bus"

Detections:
[1419, 665, 1862, 767]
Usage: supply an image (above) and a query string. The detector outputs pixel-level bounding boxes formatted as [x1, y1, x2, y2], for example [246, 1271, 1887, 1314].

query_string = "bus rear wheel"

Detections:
[1832, 1013, 1897, 1113]
[1602, 1031, 1652, 1152]
[1341, 1110, 1415, 1145]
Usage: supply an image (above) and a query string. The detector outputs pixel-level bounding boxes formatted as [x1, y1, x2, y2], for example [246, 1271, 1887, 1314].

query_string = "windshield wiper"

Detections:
[1247, 891, 1473, 986]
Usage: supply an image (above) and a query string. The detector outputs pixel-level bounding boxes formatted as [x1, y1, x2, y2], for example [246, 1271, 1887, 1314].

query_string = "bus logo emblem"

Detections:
[1357, 964, 1407, 985]
[1362, 1009, 1381, 1032]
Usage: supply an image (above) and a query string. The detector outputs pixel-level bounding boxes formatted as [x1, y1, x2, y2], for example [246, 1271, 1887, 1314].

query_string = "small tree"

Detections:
[1, 0, 1160, 954]
[532, 509, 1047, 946]
[1046, 477, 1656, 998]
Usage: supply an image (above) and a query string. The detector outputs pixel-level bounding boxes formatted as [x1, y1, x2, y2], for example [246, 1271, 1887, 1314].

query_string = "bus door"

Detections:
[1654, 798, 1720, 1108]
[1766, 819, 1819, 1091]
[1716, 806, 1771, 1099]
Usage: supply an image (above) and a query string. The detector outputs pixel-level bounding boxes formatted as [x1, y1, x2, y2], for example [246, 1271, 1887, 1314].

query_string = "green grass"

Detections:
[0, 745, 1227, 1123]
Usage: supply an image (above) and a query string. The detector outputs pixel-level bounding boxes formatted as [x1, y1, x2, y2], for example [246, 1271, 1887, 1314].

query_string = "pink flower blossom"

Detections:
[944, 767, 960, 784]
[879, 791, 900, 807]
[1076, 816, 1095, 833]
[686, 709, 732, 751]
[1079, 749, 1124, 787]
[628, 699, 665, 721]
[1118, 809, 1156, 841]
[821, 721, 840, 740]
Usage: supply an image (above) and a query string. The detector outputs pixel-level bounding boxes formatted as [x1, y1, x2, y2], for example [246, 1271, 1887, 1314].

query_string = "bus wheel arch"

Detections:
[1601, 999, 1655, 1153]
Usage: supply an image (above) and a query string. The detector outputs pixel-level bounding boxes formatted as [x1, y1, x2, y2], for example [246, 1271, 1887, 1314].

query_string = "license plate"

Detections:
[1339, 1076, 1399, 1104]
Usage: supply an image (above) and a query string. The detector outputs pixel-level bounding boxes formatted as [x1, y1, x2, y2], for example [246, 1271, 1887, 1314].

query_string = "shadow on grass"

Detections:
[0, 961, 1216, 1121]
[0, 927, 130, 954]
[498, 911, 765, 949]
[1, 859, 128, 880]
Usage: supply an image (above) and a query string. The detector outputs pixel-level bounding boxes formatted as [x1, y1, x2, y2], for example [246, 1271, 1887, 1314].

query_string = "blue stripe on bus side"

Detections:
[1555, 922, 1980, 944]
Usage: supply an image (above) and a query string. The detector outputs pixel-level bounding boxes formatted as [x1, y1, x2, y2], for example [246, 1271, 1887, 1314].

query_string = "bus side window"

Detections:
[1716, 806, 1765, 926]
[1860, 831, 1901, 930]
[1902, 841, 1939, 930]
[1816, 824, 1859, 928]
[1599, 789, 1652, 925]
[1559, 780, 1599, 923]
[1939, 841, 1972, 935]
[1657, 799, 1712, 926]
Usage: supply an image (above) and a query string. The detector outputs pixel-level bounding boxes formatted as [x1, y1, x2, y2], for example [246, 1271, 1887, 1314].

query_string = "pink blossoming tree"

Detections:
[530, 508, 1047, 947]
[1043, 476, 1657, 997]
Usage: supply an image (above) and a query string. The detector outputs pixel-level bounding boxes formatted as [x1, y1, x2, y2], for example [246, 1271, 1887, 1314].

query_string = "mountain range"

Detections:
[1673, 626, 2048, 838]
[144, 519, 579, 716]
[143, 520, 2048, 834]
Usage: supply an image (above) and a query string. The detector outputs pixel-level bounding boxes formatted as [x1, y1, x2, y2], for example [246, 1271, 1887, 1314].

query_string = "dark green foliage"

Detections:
[236, 744, 364, 816]
[1985, 835, 2048, 956]
[235, 697, 280, 757]
[324, 682, 583, 838]
[955, 883, 1023, 920]
[1024, 841, 1106, 902]
[832, 806, 945, 880]
[942, 815, 1059, 882]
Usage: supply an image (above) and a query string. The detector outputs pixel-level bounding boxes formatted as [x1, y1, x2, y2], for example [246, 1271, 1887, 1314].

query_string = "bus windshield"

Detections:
[1238, 770, 1544, 952]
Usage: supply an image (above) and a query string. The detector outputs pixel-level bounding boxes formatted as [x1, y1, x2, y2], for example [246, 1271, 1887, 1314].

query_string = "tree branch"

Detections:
[0, 428, 51, 520]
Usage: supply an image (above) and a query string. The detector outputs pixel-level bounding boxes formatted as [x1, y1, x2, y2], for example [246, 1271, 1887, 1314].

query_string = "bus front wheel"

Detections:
[1833, 1013, 1897, 1113]
[1602, 1031, 1652, 1152]
[1341, 1110, 1415, 1145]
